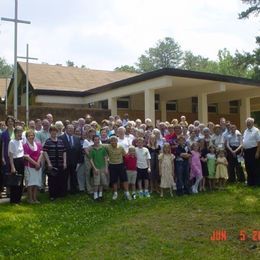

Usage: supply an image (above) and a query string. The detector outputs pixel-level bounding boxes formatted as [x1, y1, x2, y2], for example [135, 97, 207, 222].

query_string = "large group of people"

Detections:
[0, 112, 259, 204]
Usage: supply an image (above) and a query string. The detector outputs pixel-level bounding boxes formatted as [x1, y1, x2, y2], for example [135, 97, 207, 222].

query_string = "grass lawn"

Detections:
[0, 184, 259, 259]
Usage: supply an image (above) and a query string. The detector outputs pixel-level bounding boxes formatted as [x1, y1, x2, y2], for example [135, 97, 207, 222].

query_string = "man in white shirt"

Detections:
[117, 126, 131, 153]
[226, 124, 245, 183]
[242, 117, 260, 186]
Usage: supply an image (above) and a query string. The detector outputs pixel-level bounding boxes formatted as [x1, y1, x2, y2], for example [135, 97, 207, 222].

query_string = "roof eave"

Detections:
[82, 68, 260, 96]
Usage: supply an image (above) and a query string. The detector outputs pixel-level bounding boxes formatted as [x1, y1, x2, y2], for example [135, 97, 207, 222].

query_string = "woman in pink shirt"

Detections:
[23, 129, 43, 204]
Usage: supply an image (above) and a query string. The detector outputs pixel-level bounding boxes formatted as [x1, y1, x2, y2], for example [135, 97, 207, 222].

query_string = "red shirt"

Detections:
[124, 154, 137, 171]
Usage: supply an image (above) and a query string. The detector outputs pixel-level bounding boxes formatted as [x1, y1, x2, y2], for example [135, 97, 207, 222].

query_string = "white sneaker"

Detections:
[112, 193, 118, 200]
[192, 186, 198, 194]
[126, 193, 132, 200]
[144, 191, 150, 198]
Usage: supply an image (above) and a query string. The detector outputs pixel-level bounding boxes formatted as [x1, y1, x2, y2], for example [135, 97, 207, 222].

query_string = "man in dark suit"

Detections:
[59, 124, 81, 193]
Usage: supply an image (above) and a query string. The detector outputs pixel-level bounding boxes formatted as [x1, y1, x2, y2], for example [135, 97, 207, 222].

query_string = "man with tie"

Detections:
[59, 124, 81, 193]
[242, 117, 260, 186]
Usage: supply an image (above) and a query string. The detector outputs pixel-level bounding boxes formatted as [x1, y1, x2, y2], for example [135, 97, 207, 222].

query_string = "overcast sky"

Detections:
[0, 0, 259, 70]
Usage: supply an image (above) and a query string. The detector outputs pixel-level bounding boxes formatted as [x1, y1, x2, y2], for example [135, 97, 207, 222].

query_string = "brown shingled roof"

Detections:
[18, 62, 138, 92]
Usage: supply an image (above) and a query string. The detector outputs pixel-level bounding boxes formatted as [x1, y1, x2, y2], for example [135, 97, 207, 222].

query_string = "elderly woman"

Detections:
[152, 128, 165, 149]
[23, 129, 43, 203]
[8, 126, 24, 204]
[135, 119, 142, 129]
[55, 121, 64, 136]
[43, 126, 67, 201]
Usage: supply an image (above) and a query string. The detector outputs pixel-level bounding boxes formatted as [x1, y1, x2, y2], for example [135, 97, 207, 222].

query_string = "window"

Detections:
[229, 100, 240, 114]
[192, 97, 198, 103]
[192, 96, 198, 113]
[208, 104, 218, 113]
[155, 94, 160, 111]
[100, 100, 108, 109]
[117, 96, 130, 109]
[166, 100, 177, 111]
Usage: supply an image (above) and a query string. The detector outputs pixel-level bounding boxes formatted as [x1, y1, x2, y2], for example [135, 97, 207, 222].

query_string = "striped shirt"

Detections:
[43, 138, 66, 168]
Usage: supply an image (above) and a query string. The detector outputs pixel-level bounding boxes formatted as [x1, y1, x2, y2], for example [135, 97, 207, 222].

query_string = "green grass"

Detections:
[0, 185, 259, 259]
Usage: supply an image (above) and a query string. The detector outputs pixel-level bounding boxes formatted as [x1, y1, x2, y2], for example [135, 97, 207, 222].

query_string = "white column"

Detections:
[198, 93, 208, 124]
[160, 100, 167, 122]
[240, 97, 251, 131]
[144, 89, 155, 124]
[108, 97, 117, 116]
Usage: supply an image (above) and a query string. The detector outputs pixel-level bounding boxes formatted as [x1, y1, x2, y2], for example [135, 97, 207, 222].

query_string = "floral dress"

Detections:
[215, 157, 228, 179]
[159, 153, 175, 189]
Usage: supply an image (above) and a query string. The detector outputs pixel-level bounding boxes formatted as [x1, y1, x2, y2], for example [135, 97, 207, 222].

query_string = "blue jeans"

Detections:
[175, 160, 190, 195]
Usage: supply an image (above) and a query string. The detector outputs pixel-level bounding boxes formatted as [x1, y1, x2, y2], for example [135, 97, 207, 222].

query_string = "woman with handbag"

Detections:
[43, 126, 67, 201]
[23, 129, 43, 204]
[8, 126, 24, 204]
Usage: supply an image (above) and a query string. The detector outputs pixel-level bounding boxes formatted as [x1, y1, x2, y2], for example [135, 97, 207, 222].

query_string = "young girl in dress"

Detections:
[207, 145, 216, 190]
[215, 149, 228, 189]
[147, 134, 161, 193]
[158, 143, 175, 197]
[190, 142, 203, 193]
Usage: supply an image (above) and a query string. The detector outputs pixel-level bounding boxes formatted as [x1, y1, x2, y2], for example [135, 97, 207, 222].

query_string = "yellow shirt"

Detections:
[105, 144, 126, 164]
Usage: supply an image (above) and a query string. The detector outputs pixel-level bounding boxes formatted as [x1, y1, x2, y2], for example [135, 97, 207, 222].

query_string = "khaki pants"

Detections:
[84, 157, 93, 194]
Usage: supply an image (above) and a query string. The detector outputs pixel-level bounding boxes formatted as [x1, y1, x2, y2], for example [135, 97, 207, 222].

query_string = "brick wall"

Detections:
[0, 105, 111, 123]
[0, 105, 240, 127]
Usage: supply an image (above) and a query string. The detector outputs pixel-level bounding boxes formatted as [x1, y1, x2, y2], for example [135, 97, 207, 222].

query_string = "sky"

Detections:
[0, 0, 259, 71]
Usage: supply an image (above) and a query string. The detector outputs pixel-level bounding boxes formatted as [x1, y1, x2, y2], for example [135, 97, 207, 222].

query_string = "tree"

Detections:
[238, 0, 260, 79]
[0, 57, 13, 77]
[181, 50, 252, 77]
[66, 60, 75, 67]
[114, 65, 139, 73]
[181, 51, 218, 73]
[239, 0, 260, 18]
[217, 48, 252, 77]
[135, 37, 183, 72]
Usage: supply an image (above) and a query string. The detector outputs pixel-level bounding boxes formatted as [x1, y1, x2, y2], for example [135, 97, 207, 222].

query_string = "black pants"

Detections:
[244, 147, 260, 186]
[227, 147, 245, 183]
[10, 157, 24, 204]
[48, 168, 67, 198]
[66, 164, 78, 193]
